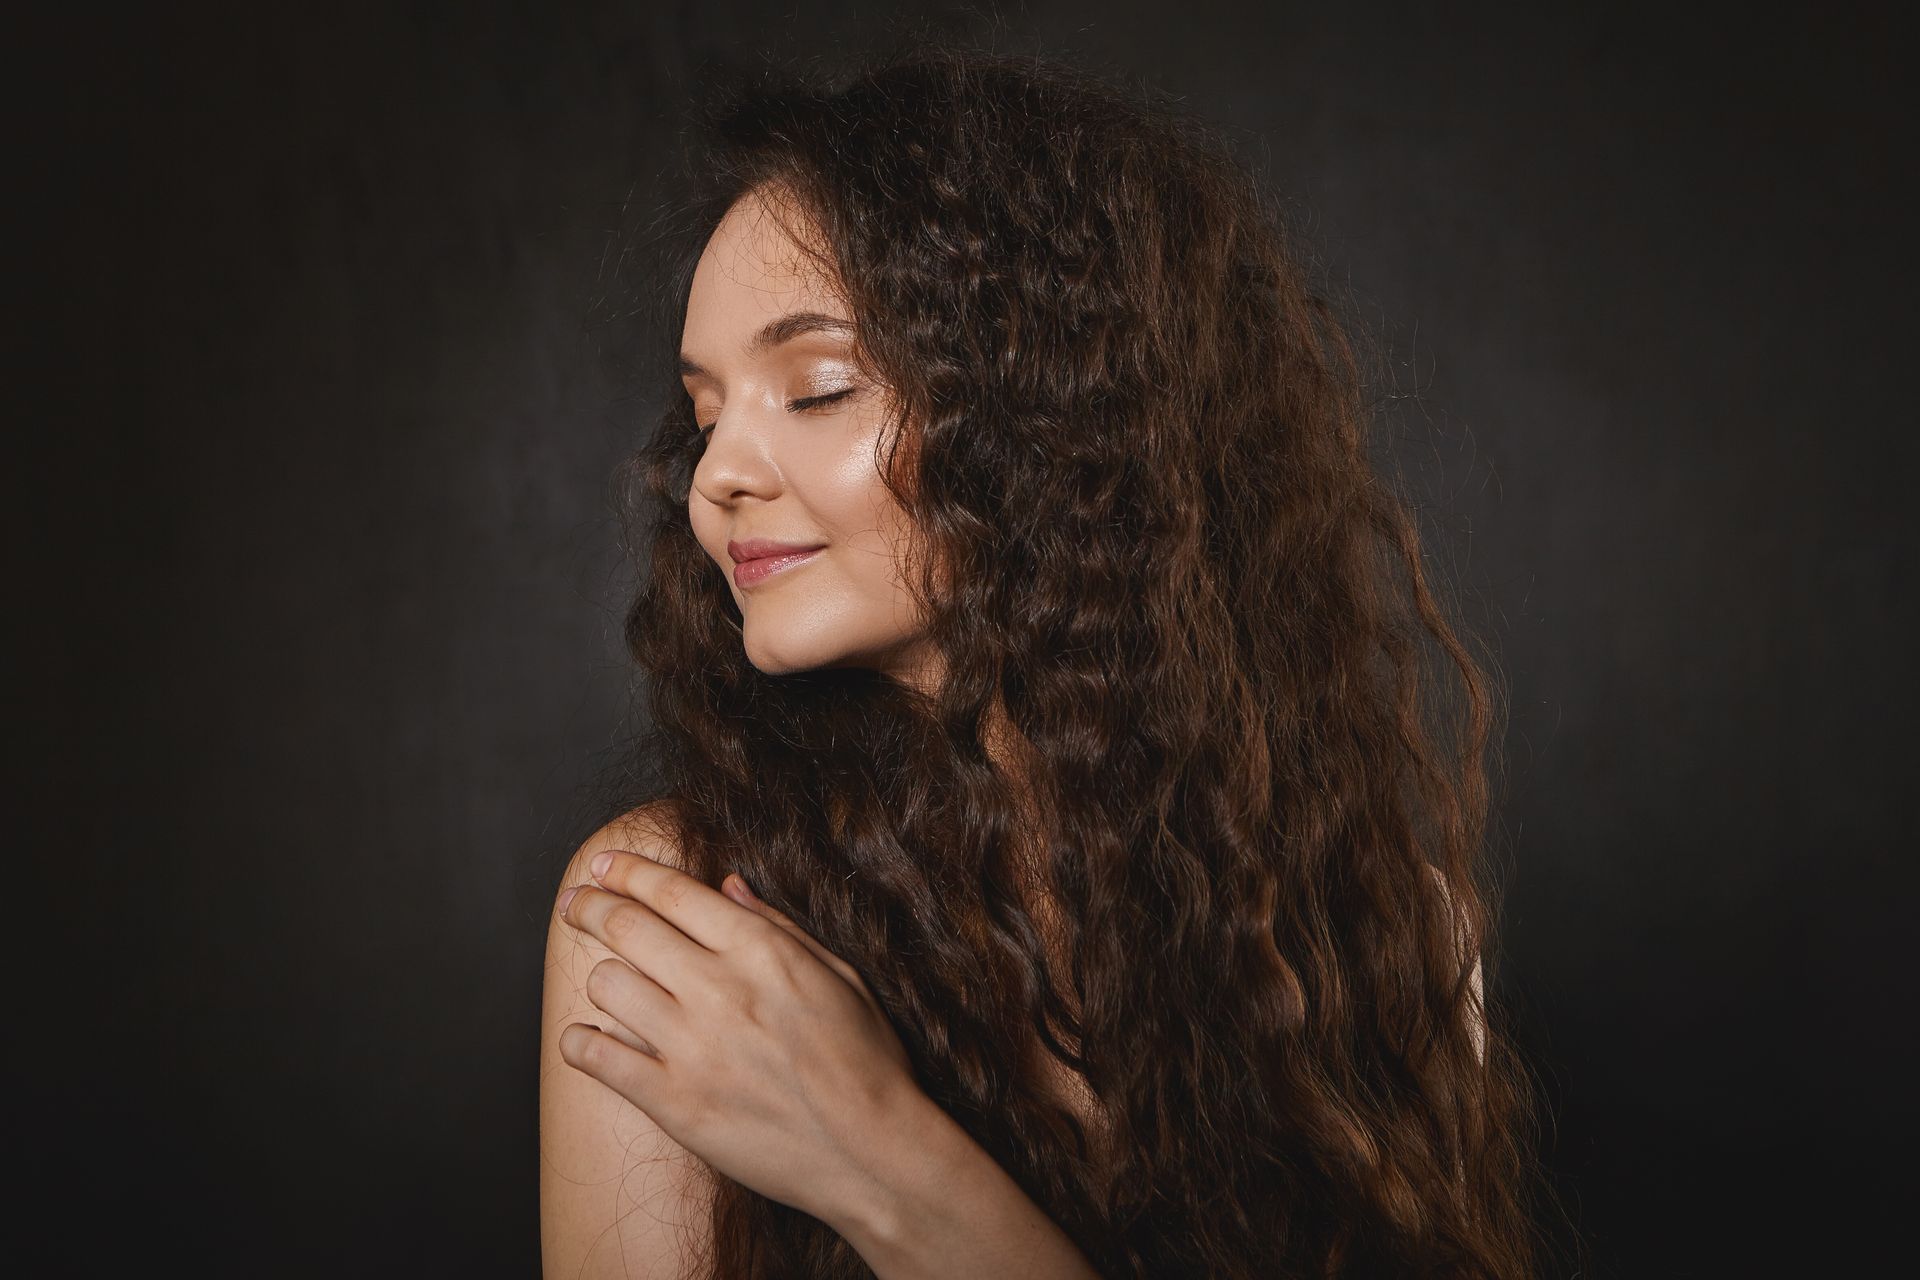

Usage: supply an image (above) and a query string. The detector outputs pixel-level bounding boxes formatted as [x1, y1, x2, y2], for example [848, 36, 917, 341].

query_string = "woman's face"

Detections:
[682, 187, 938, 688]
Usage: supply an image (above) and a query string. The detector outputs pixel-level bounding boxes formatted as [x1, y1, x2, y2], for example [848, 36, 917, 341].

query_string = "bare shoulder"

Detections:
[566, 800, 686, 880]
[541, 802, 711, 1278]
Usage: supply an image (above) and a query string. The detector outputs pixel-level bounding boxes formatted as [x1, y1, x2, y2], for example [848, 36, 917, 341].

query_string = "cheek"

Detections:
[784, 433, 902, 551]
[825, 484, 916, 594]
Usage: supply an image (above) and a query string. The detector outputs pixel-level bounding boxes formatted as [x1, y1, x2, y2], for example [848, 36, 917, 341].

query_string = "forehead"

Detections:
[685, 189, 845, 335]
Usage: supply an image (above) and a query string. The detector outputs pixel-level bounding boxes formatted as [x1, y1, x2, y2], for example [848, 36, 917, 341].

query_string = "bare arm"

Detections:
[543, 806, 1093, 1277]
[541, 806, 712, 1277]
[821, 865, 1489, 1280]
[827, 1085, 1103, 1280]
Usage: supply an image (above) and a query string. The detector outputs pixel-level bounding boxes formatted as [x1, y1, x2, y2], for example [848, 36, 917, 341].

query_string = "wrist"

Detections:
[827, 1080, 967, 1254]
[826, 1082, 1101, 1280]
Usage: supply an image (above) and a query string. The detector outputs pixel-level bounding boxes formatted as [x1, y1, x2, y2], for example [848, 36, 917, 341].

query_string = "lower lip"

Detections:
[733, 547, 824, 587]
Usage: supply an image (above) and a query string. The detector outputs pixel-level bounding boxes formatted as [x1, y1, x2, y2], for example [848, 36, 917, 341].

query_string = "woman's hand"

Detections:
[554, 850, 920, 1229]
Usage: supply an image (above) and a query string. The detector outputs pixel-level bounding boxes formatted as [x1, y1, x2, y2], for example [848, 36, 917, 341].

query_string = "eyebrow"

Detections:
[678, 311, 857, 379]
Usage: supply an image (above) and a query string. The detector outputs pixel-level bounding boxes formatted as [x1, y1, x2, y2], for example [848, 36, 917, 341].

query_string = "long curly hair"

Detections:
[593, 41, 1563, 1280]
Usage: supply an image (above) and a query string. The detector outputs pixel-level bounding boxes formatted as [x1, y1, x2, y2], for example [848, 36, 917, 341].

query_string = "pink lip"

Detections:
[731, 545, 824, 588]
[728, 537, 827, 564]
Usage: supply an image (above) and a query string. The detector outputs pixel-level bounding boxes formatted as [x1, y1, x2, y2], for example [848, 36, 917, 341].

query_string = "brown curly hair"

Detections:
[594, 40, 1565, 1280]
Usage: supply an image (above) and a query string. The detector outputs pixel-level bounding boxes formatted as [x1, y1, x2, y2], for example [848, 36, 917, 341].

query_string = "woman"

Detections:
[541, 44, 1554, 1279]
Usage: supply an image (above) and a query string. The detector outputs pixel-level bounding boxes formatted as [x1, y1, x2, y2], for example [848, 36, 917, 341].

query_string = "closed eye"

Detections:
[692, 387, 859, 440]
[787, 386, 859, 413]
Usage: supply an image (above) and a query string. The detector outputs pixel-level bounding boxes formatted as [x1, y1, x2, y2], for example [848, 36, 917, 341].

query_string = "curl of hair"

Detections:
[596, 40, 1567, 1280]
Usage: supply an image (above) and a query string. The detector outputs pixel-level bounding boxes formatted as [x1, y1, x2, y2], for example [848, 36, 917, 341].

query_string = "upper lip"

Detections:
[728, 537, 828, 564]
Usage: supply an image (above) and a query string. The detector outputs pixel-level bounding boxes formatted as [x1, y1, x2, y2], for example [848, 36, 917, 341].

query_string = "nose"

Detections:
[691, 405, 782, 506]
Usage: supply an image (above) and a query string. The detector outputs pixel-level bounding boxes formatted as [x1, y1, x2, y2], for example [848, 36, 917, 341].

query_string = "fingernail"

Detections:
[589, 850, 614, 880]
[725, 875, 753, 903]
[558, 886, 580, 916]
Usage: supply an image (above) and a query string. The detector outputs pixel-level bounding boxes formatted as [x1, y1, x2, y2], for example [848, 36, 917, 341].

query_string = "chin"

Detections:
[744, 631, 903, 681]
[741, 633, 829, 677]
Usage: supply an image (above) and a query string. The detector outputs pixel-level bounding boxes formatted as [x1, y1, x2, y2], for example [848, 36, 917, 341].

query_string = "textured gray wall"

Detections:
[17, 3, 1909, 1275]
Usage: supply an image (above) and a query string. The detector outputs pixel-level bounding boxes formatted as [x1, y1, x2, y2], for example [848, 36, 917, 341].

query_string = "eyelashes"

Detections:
[790, 386, 859, 413]
[691, 386, 859, 443]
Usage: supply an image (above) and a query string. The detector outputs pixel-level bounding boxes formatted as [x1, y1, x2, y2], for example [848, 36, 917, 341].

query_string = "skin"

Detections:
[678, 181, 1091, 1023]
[539, 186, 1104, 1278]
[681, 185, 942, 691]
[542, 183, 1485, 1274]
[547, 840, 1102, 1279]
[676, 187, 1066, 950]
[555, 849, 922, 1232]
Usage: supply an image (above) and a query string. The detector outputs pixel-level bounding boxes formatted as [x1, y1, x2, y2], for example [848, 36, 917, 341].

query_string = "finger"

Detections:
[587, 849, 755, 953]
[724, 875, 879, 1003]
[582, 956, 681, 1058]
[591, 1013, 661, 1059]
[558, 1021, 671, 1107]
[559, 883, 707, 997]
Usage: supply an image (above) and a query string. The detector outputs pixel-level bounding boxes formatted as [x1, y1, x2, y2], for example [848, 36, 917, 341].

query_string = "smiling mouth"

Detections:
[732, 546, 824, 588]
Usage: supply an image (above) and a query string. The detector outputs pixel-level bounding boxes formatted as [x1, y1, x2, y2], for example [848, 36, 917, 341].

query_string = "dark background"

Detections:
[15, 3, 1911, 1275]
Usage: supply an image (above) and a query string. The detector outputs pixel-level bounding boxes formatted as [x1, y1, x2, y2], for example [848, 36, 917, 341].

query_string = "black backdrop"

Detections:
[15, 4, 1911, 1276]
